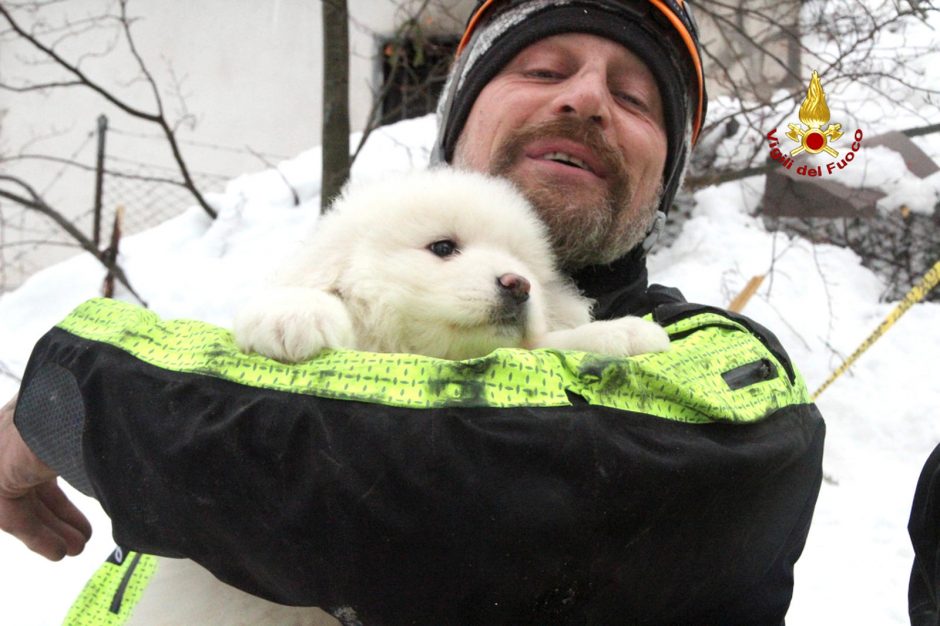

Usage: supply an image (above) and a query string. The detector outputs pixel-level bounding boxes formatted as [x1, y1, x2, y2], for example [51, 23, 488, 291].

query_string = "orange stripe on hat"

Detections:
[457, 0, 496, 56]
[648, 0, 704, 143]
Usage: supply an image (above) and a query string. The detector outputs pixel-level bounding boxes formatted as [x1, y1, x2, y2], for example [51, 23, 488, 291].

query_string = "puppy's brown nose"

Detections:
[497, 273, 530, 304]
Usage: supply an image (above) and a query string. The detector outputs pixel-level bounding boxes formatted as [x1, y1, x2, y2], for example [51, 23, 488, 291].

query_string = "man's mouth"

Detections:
[541, 151, 594, 173]
[491, 121, 625, 188]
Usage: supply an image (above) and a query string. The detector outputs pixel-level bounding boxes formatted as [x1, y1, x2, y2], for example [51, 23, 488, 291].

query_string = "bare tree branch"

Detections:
[0, 80, 83, 91]
[0, 1, 217, 218]
[0, 4, 159, 120]
[0, 174, 147, 305]
[350, 0, 434, 164]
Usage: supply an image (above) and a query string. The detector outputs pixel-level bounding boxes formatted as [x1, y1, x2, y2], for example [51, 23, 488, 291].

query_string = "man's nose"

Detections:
[553, 69, 611, 127]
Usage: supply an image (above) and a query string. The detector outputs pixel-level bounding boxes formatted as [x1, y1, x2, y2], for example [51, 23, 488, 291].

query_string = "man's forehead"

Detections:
[508, 33, 660, 81]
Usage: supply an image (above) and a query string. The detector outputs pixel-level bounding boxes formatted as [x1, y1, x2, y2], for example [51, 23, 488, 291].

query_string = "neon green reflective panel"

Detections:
[63, 550, 157, 625]
[56, 298, 810, 424]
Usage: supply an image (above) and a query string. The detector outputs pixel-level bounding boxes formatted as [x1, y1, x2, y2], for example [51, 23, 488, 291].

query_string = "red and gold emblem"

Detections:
[786, 70, 843, 158]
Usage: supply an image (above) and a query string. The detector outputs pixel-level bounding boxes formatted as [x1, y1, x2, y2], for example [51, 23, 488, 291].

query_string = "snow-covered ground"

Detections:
[2, 110, 939, 626]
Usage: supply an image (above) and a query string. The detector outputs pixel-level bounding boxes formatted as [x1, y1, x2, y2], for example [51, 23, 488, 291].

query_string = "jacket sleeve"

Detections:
[909, 443, 940, 624]
[14, 298, 824, 626]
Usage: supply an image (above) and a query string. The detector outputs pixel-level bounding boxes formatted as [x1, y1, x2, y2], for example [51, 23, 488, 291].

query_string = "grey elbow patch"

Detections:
[14, 363, 93, 496]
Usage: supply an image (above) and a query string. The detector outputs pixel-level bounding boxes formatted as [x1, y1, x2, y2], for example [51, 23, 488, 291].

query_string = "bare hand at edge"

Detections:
[0, 394, 92, 560]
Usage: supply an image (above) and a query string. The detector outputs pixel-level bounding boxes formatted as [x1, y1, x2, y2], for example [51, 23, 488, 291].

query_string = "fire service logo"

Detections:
[766, 70, 863, 177]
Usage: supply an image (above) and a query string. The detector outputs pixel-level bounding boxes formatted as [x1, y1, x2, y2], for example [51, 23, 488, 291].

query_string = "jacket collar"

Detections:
[571, 248, 651, 319]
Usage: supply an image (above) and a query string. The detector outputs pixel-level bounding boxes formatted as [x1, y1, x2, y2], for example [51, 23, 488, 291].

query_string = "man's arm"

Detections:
[7, 298, 824, 624]
[0, 394, 92, 560]
[909, 443, 940, 623]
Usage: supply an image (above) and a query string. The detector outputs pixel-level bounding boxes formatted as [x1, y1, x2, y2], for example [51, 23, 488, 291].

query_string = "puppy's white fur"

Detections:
[126, 558, 338, 625]
[129, 169, 669, 625]
[235, 168, 670, 362]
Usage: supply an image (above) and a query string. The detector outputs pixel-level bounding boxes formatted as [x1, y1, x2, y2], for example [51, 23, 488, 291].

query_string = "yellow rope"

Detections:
[813, 258, 940, 400]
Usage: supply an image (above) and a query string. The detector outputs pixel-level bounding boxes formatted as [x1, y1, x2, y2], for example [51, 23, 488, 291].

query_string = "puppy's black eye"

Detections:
[428, 239, 458, 258]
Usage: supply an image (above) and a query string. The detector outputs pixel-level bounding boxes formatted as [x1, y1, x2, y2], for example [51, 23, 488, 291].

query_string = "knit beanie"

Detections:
[432, 0, 707, 220]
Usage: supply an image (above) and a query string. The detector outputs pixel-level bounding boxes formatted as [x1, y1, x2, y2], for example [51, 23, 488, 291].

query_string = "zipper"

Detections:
[666, 321, 741, 343]
[654, 303, 796, 383]
[722, 358, 777, 390]
[110, 551, 143, 614]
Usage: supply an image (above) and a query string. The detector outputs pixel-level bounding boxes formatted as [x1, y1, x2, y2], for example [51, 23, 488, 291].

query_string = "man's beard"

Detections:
[487, 118, 660, 271]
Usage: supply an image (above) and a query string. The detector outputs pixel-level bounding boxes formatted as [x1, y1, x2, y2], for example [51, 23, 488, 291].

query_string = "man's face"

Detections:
[453, 33, 668, 270]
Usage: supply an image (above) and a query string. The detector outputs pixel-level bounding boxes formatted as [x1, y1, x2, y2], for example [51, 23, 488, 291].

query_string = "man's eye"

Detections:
[614, 90, 646, 110]
[428, 239, 458, 257]
[524, 69, 563, 80]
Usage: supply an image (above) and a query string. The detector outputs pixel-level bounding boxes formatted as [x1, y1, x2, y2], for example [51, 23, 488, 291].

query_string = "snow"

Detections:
[649, 171, 940, 624]
[2, 113, 939, 626]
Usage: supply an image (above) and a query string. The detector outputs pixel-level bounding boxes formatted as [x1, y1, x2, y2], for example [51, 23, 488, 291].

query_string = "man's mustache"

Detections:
[489, 117, 630, 193]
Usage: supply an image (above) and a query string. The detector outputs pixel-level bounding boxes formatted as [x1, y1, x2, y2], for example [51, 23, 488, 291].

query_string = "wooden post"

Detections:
[93, 114, 108, 247]
[101, 205, 124, 299]
[728, 274, 766, 313]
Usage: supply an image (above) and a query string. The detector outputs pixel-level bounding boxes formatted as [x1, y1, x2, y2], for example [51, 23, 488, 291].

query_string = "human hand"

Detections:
[0, 394, 92, 560]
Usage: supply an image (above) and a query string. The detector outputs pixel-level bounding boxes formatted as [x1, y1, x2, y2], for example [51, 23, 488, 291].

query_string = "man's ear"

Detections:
[641, 210, 666, 252]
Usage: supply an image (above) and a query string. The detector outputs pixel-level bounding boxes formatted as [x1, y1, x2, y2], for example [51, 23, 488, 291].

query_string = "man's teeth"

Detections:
[543, 152, 591, 172]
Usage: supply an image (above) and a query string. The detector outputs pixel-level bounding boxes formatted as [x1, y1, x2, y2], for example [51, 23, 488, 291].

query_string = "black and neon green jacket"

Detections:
[15, 256, 824, 625]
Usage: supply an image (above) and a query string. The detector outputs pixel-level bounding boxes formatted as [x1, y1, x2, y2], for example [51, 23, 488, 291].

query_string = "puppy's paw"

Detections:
[598, 317, 671, 356]
[539, 316, 670, 357]
[233, 287, 355, 363]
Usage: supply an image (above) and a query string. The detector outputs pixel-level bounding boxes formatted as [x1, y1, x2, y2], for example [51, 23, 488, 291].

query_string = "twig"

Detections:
[0, 175, 147, 305]
[115, 0, 215, 218]
[245, 147, 300, 206]
[0, 1, 216, 219]
[101, 205, 124, 298]
[350, 0, 434, 165]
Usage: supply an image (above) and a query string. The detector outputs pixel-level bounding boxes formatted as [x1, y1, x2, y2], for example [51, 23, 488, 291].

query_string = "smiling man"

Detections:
[433, 0, 707, 312]
[454, 32, 667, 269]
[1, 2, 827, 625]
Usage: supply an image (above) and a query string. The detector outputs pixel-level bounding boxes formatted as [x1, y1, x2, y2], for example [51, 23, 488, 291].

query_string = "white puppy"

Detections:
[127, 169, 669, 626]
[235, 168, 670, 362]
